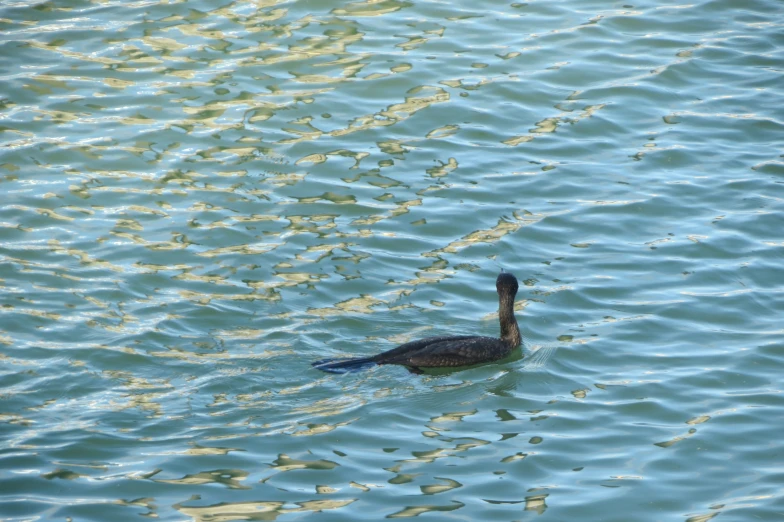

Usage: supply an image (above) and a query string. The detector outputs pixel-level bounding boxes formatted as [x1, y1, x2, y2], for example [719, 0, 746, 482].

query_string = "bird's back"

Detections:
[375, 335, 511, 368]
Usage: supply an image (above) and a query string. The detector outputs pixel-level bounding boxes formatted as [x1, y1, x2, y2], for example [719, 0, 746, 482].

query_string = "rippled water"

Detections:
[2, 0, 783, 520]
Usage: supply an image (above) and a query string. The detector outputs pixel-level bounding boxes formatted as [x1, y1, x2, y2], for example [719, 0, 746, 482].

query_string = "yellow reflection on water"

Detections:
[308, 294, 385, 316]
[420, 477, 462, 495]
[387, 500, 464, 518]
[175, 497, 358, 522]
[333, 0, 412, 17]
[269, 453, 339, 472]
[426, 210, 542, 257]
[503, 103, 606, 146]
[156, 469, 250, 489]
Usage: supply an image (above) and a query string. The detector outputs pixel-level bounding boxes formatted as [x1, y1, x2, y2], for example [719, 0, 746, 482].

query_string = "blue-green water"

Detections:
[1, 0, 783, 520]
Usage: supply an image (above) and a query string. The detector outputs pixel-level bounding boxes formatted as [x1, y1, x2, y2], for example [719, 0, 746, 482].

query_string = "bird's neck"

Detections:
[498, 294, 521, 347]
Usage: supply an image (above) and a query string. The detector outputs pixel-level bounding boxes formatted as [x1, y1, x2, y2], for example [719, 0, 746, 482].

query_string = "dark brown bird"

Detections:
[312, 272, 522, 373]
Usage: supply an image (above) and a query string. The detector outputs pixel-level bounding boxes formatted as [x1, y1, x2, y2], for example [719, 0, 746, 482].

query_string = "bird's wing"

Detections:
[375, 335, 475, 361]
[390, 336, 501, 367]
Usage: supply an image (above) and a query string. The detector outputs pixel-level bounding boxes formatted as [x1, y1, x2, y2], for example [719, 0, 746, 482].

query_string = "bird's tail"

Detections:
[312, 356, 377, 373]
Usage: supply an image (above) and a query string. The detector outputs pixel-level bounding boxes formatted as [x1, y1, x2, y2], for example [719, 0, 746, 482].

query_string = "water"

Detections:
[1, 0, 783, 520]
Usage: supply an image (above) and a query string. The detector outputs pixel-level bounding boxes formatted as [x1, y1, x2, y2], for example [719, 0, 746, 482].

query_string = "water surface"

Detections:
[1, 0, 783, 520]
